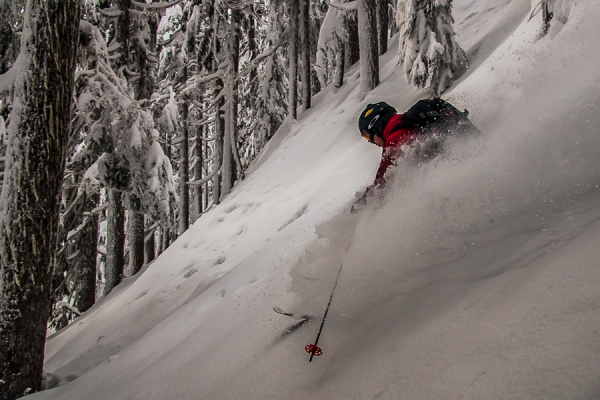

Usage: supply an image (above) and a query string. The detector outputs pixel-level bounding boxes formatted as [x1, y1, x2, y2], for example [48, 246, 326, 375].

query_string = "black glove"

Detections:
[350, 192, 368, 214]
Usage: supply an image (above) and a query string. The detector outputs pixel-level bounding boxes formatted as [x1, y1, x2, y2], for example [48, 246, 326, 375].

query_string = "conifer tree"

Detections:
[0, 1, 81, 397]
[397, 0, 467, 97]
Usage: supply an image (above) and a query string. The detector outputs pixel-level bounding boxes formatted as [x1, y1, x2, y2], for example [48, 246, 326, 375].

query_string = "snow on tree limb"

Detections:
[97, 6, 122, 17]
[397, 0, 467, 96]
[327, 0, 358, 11]
[131, 0, 184, 10]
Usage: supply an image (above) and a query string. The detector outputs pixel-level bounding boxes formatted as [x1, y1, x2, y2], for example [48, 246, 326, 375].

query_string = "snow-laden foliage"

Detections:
[72, 20, 176, 223]
[397, 0, 467, 96]
[246, 0, 287, 162]
[314, 3, 349, 87]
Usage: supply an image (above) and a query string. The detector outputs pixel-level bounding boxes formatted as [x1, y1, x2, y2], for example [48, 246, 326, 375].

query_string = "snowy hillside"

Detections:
[31, 0, 600, 398]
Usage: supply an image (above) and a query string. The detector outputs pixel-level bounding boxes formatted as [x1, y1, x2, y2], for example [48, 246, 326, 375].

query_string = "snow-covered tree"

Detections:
[0, 1, 81, 397]
[245, 0, 287, 162]
[396, 0, 467, 97]
[71, 1, 177, 295]
[314, 1, 356, 89]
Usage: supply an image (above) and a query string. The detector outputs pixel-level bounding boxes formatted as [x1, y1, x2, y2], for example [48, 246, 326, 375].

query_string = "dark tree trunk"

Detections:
[213, 79, 224, 205]
[288, 0, 299, 120]
[222, 9, 240, 197]
[377, 0, 388, 55]
[0, 1, 81, 398]
[156, 227, 164, 256]
[103, 189, 125, 295]
[358, 0, 380, 95]
[179, 99, 190, 235]
[73, 191, 99, 313]
[247, 12, 258, 83]
[128, 212, 144, 275]
[194, 124, 204, 220]
[102, 0, 130, 294]
[144, 217, 155, 264]
[300, 0, 311, 111]
[346, 15, 360, 69]
[334, 45, 345, 89]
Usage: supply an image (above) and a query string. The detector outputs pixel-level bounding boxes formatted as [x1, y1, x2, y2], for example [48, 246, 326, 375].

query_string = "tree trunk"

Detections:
[300, 0, 311, 111]
[73, 191, 99, 314]
[288, 0, 299, 120]
[194, 124, 204, 220]
[334, 45, 345, 89]
[156, 226, 164, 256]
[102, 0, 131, 295]
[377, 0, 388, 55]
[128, 212, 144, 275]
[103, 189, 125, 296]
[247, 12, 258, 83]
[357, 0, 380, 96]
[0, 1, 80, 398]
[179, 99, 190, 234]
[213, 79, 224, 205]
[222, 10, 240, 198]
[346, 14, 360, 69]
[144, 216, 155, 264]
[161, 225, 171, 251]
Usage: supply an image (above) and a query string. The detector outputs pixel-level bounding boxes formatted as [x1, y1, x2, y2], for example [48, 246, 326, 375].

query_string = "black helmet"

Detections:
[358, 101, 397, 143]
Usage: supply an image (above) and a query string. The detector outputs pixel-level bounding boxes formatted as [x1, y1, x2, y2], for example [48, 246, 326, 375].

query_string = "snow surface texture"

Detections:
[32, 0, 600, 398]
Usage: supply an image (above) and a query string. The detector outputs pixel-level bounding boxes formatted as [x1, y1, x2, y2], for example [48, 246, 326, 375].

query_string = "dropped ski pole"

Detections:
[305, 262, 344, 362]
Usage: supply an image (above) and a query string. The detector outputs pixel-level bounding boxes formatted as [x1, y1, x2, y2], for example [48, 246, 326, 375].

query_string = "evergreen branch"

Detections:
[131, 0, 184, 10]
[238, 26, 289, 78]
[53, 301, 82, 316]
[188, 166, 219, 187]
[90, 202, 110, 214]
[97, 6, 122, 17]
[326, 0, 357, 11]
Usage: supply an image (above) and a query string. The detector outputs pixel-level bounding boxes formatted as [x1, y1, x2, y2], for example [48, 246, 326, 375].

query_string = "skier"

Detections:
[353, 99, 477, 211]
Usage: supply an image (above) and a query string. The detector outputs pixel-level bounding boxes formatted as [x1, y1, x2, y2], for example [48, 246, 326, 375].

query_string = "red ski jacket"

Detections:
[368, 113, 417, 192]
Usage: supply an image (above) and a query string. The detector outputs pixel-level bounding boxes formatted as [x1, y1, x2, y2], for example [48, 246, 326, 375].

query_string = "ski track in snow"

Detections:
[32, 0, 600, 399]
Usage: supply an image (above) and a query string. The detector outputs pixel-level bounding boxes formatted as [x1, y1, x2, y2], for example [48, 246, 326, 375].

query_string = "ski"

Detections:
[273, 307, 314, 338]
[273, 307, 312, 321]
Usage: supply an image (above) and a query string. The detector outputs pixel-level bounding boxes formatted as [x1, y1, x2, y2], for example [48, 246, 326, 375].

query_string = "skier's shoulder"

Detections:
[383, 114, 417, 146]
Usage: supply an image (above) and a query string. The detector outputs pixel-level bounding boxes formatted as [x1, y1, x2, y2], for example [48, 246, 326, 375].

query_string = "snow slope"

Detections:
[30, 0, 600, 398]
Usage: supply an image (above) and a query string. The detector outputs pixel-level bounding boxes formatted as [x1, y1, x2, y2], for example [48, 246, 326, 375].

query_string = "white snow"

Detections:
[31, 0, 600, 399]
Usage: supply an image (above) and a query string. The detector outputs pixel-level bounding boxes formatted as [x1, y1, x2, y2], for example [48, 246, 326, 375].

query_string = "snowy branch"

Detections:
[90, 202, 109, 214]
[131, 0, 184, 10]
[97, 6, 122, 17]
[327, 0, 357, 11]
[193, 117, 216, 129]
[188, 166, 220, 187]
[53, 301, 82, 316]
[238, 27, 289, 77]
[179, 71, 223, 98]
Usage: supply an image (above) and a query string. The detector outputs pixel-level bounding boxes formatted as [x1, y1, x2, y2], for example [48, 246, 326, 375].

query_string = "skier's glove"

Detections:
[350, 191, 368, 214]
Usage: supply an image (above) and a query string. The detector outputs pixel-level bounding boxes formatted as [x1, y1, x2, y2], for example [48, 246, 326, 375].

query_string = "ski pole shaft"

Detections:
[309, 262, 343, 362]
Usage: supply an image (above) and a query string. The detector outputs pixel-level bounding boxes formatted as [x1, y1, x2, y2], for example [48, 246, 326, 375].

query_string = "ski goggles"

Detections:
[361, 130, 374, 143]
